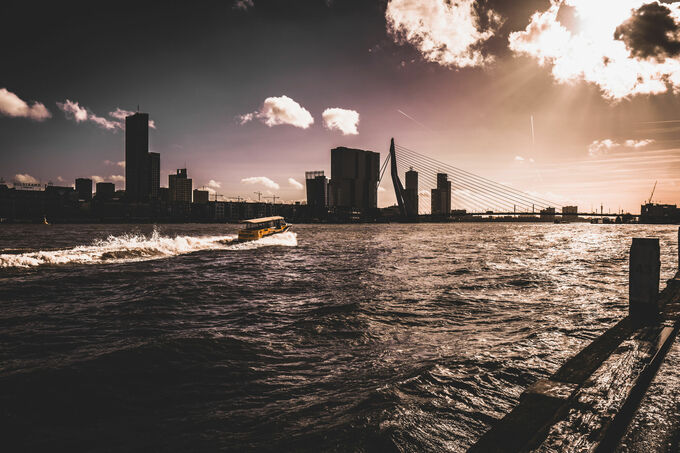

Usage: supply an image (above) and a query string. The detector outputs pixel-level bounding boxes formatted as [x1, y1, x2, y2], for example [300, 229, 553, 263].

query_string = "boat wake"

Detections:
[0, 230, 297, 268]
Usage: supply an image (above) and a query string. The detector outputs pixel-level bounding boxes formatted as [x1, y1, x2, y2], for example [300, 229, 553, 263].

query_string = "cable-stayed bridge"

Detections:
[379, 139, 627, 218]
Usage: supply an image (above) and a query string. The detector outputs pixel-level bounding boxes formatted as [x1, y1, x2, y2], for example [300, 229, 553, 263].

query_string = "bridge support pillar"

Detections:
[629, 238, 660, 323]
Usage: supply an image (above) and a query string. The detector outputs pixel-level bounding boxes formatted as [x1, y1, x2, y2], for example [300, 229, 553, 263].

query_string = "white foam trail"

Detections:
[0, 230, 297, 268]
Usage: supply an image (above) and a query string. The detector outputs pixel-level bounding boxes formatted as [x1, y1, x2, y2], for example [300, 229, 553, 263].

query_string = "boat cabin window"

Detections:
[243, 218, 284, 230]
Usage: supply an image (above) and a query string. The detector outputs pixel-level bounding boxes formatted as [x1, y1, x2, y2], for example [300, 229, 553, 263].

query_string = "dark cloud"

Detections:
[615, 2, 680, 60]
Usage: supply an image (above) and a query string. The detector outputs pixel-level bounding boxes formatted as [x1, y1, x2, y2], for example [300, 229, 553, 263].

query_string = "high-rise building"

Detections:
[329, 147, 379, 211]
[431, 173, 451, 216]
[305, 171, 328, 216]
[75, 178, 92, 201]
[149, 152, 160, 200]
[193, 189, 209, 204]
[95, 182, 115, 200]
[125, 112, 150, 202]
[404, 167, 418, 216]
[169, 169, 192, 203]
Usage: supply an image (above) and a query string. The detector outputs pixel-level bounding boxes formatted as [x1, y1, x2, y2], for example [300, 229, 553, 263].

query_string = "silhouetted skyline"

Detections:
[3, 0, 680, 212]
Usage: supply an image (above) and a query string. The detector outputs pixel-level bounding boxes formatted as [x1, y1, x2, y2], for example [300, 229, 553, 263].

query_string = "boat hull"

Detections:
[237, 224, 291, 242]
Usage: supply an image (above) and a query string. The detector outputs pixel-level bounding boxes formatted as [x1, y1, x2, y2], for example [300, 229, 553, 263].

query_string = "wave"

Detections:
[0, 230, 297, 268]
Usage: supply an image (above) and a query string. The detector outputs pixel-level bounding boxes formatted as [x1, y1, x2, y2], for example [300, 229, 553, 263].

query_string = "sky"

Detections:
[3, 0, 680, 212]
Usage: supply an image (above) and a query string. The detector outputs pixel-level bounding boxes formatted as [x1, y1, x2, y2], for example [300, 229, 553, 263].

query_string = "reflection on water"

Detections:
[0, 223, 677, 451]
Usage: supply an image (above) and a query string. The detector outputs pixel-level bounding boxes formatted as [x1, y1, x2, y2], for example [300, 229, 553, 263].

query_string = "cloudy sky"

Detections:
[3, 0, 680, 211]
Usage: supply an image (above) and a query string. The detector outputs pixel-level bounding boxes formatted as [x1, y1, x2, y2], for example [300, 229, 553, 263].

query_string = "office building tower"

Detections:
[95, 182, 115, 201]
[193, 189, 209, 204]
[158, 187, 170, 204]
[149, 152, 160, 200]
[305, 171, 328, 215]
[431, 173, 451, 216]
[125, 112, 150, 202]
[329, 147, 379, 211]
[75, 178, 92, 201]
[404, 167, 418, 216]
[169, 169, 192, 203]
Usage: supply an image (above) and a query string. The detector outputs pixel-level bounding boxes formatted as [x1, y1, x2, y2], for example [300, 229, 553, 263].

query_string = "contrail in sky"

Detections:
[640, 119, 680, 124]
[397, 109, 432, 131]
[530, 115, 535, 146]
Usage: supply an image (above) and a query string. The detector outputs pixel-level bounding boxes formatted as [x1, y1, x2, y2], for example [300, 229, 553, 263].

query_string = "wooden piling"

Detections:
[629, 238, 660, 322]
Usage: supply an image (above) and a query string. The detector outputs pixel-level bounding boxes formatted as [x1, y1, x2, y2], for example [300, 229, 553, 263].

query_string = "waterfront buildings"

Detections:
[125, 112, 150, 202]
[431, 173, 451, 216]
[540, 207, 556, 221]
[562, 206, 578, 222]
[640, 203, 680, 223]
[329, 147, 379, 213]
[75, 178, 92, 201]
[305, 171, 328, 217]
[149, 152, 160, 200]
[405, 168, 418, 217]
[169, 169, 192, 203]
[193, 189, 209, 204]
[96, 182, 115, 201]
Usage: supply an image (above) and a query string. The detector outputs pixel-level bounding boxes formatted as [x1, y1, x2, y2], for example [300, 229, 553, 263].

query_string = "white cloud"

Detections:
[91, 175, 105, 184]
[588, 138, 655, 156]
[89, 114, 120, 130]
[57, 176, 64, 182]
[233, 0, 253, 10]
[57, 100, 120, 130]
[0, 88, 51, 121]
[58, 102, 156, 131]
[109, 108, 156, 129]
[14, 173, 39, 184]
[241, 176, 280, 190]
[508, 1, 680, 99]
[322, 108, 360, 135]
[109, 175, 125, 182]
[104, 160, 126, 168]
[207, 180, 221, 189]
[57, 100, 88, 122]
[515, 155, 525, 161]
[288, 177, 304, 190]
[238, 95, 314, 129]
[385, 0, 502, 68]
[624, 139, 655, 148]
[378, 186, 387, 193]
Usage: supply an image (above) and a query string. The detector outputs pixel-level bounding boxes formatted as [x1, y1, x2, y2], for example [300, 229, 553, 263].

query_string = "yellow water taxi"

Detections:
[237, 216, 291, 242]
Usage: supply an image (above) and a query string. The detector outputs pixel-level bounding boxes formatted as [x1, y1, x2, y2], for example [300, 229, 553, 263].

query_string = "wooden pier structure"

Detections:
[470, 230, 680, 452]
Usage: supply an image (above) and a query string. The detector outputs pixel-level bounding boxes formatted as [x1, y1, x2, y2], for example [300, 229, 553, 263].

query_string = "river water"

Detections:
[1, 223, 678, 451]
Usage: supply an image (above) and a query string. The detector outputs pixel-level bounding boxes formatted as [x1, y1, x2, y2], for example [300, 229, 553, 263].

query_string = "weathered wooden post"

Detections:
[629, 238, 660, 322]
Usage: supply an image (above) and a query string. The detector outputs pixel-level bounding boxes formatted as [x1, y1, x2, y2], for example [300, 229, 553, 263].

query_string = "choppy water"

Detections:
[1, 223, 679, 452]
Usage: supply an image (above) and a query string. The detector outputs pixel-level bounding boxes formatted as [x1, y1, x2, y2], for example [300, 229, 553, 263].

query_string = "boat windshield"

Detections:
[245, 221, 272, 230]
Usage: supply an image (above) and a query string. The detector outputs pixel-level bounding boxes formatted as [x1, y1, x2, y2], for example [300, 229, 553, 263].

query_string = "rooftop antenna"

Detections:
[137, 104, 140, 112]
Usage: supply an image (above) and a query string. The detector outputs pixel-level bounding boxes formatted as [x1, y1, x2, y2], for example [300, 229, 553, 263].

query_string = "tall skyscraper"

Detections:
[125, 112, 149, 202]
[431, 173, 451, 216]
[305, 171, 328, 216]
[75, 178, 92, 201]
[148, 152, 160, 200]
[169, 169, 192, 203]
[329, 147, 379, 211]
[404, 168, 418, 216]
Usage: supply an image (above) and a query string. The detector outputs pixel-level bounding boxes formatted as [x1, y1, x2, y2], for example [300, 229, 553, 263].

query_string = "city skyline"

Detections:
[4, 0, 680, 212]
